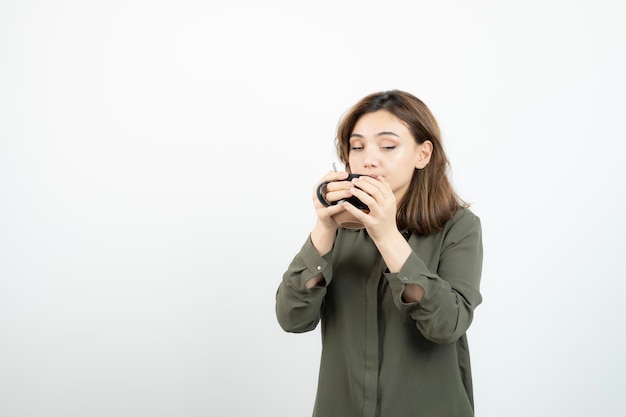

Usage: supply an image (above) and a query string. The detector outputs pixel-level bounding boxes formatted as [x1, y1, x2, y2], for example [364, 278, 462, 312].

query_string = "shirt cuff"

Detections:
[297, 235, 333, 287]
[385, 251, 438, 305]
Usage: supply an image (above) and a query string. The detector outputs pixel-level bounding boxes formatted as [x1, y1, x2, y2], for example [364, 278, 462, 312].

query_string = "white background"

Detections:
[1, 1, 625, 416]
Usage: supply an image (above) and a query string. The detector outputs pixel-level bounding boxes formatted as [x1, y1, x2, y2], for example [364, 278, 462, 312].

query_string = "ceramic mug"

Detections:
[316, 174, 371, 230]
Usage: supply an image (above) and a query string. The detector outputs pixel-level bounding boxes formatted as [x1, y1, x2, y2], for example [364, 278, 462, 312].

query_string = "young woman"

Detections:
[275, 90, 483, 417]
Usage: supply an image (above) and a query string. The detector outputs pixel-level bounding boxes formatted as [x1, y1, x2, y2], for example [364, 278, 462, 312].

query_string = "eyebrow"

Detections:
[350, 131, 400, 139]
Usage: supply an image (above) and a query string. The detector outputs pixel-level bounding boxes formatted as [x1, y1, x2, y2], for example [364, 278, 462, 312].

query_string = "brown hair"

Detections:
[336, 90, 467, 235]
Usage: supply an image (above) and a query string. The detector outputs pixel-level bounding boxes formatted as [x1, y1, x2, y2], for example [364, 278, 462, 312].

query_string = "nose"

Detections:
[362, 148, 378, 169]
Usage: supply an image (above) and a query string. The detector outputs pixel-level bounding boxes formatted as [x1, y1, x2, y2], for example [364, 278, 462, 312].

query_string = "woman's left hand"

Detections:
[342, 175, 399, 241]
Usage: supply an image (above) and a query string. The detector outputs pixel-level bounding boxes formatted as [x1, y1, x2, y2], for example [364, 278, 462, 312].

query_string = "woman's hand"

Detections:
[344, 175, 413, 275]
[311, 170, 352, 229]
[309, 170, 350, 256]
[341, 175, 399, 242]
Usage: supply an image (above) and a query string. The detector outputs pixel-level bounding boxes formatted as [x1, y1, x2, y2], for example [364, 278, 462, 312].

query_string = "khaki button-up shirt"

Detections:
[276, 208, 483, 417]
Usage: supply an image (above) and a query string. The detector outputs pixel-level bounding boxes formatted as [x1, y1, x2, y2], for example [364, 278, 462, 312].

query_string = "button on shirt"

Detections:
[276, 208, 483, 417]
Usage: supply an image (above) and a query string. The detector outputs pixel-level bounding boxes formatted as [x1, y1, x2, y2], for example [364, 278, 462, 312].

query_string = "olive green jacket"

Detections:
[276, 208, 483, 417]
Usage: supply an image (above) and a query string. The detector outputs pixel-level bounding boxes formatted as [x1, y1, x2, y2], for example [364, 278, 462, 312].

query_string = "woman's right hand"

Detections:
[312, 170, 352, 227]
[309, 170, 350, 256]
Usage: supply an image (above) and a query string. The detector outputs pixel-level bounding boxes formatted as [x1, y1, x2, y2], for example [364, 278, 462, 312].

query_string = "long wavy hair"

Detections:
[335, 90, 467, 235]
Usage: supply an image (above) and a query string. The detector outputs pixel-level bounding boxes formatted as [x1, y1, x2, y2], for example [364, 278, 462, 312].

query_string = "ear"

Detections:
[415, 140, 433, 169]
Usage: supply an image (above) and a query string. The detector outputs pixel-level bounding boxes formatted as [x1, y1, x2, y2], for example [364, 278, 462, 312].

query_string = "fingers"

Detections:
[348, 175, 391, 209]
[314, 170, 352, 206]
[311, 171, 352, 229]
[342, 176, 398, 236]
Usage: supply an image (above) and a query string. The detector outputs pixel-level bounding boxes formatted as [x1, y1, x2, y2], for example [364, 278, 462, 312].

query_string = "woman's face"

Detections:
[348, 110, 430, 202]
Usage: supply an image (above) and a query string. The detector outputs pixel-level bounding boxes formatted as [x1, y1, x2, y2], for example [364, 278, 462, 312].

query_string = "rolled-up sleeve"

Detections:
[386, 211, 483, 344]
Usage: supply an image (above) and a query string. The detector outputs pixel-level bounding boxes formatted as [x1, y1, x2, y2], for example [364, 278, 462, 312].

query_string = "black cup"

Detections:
[316, 173, 370, 210]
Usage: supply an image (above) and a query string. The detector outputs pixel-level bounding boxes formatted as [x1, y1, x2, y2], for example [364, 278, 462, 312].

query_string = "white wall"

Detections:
[1, 1, 624, 416]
